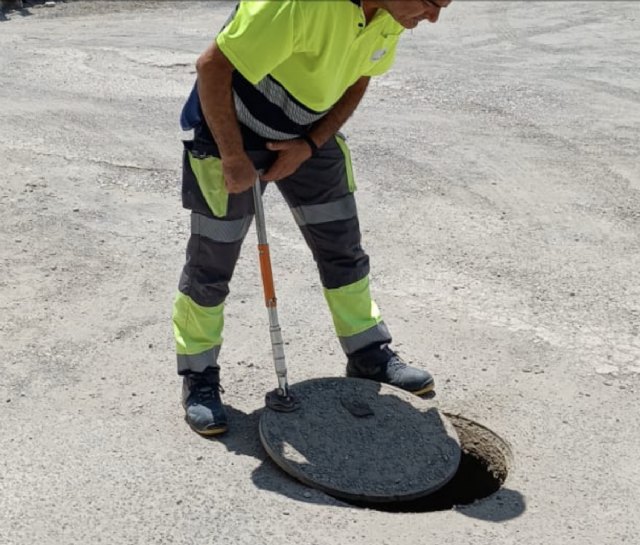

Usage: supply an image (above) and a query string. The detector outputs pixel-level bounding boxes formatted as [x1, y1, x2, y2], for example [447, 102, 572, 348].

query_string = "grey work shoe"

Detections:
[182, 367, 228, 436]
[346, 344, 435, 395]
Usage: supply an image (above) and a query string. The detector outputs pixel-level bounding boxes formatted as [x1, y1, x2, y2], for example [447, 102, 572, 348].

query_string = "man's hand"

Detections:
[222, 153, 258, 193]
[197, 43, 256, 193]
[262, 139, 313, 182]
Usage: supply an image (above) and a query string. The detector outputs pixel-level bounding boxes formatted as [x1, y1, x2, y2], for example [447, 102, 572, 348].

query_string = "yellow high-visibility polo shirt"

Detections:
[216, 0, 404, 113]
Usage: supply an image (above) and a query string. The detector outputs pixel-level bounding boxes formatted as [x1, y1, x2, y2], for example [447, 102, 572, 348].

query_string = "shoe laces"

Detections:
[188, 375, 225, 402]
[195, 383, 225, 401]
[382, 347, 408, 370]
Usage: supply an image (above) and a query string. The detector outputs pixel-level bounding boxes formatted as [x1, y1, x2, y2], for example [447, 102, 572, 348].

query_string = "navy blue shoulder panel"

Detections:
[180, 83, 202, 131]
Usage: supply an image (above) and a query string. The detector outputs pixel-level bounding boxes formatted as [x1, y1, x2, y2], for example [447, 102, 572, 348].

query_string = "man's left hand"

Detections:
[262, 138, 313, 181]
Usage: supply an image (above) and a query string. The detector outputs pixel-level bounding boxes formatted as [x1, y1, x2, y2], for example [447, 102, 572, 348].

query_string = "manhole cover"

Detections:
[343, 414, 515, 512]
[259, 378, 461, 502]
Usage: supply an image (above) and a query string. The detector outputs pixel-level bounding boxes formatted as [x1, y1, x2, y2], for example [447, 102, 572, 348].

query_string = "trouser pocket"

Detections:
[181, 140, 229, 218]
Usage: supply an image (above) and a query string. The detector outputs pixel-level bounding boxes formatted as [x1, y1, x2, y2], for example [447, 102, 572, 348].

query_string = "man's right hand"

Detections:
[222, 154, 257, 194]
[196, 43, 256, 194]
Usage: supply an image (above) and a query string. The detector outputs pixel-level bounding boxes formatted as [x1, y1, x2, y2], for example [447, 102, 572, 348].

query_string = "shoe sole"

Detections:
[411, 381, 435, 396]
[185, 418, 228, 436]
[182, 399, 228, 436]
[346, 374, 436, 396]
[193, 425, 228, 437]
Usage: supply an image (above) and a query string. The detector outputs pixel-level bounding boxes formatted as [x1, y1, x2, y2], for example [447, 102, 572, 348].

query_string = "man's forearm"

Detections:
[196, 45, 245, 159]
[308, 76, 370, 148]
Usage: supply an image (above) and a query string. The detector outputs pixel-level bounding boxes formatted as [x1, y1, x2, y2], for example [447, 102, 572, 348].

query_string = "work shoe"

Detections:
[182, 367, 228, 436]
[346, 344, 435, 395]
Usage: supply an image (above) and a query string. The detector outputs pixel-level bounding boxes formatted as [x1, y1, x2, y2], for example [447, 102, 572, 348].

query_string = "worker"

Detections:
[174, 0, 452, 435]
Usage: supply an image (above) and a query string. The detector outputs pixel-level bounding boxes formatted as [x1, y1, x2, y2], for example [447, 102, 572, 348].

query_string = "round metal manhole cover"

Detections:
[259, 378, 461, 502]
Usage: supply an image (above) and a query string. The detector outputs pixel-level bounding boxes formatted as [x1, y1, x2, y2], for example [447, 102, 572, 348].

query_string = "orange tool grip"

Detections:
[257, 244, 277, 308]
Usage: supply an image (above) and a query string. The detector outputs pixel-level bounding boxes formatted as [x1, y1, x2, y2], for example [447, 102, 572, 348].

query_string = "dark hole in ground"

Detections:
[341, 414, 511, 513]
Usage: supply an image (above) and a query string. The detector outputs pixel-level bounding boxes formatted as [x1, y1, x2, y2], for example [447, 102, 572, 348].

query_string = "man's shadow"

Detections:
[215, 405, 347, 506]
[202, 395, 526, 521]
[1, 0, 56, 21]
[0, 4, 30, 21]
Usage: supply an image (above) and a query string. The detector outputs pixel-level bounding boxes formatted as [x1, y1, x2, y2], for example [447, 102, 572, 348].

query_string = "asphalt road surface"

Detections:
[1, 1, 639, 544]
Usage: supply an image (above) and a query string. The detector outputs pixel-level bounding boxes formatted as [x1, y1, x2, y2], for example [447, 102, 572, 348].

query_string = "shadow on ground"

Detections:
[201, 404, 526, 521]
[1, 0, 57, 21]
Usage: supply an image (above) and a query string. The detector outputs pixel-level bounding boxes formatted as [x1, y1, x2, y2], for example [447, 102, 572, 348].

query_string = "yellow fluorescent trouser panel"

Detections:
[324, 276, 381, 338]
[173, 292, 224, 355]
[335, 134, 356, 192]
[187, 151, 229, 218]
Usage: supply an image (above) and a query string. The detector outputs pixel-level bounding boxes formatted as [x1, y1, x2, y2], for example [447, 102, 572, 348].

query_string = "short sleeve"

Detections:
[216, 0, 299, 85]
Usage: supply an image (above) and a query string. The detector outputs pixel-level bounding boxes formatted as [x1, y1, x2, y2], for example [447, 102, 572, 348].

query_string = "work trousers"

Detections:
[173, 127, 391, 374]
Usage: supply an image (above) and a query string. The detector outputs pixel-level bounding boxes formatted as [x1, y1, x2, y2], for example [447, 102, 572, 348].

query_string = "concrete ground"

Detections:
[1, 1, 639, 543]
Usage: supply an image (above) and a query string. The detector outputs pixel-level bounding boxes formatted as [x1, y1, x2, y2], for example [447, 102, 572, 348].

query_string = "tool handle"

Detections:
[257, 244, 276, 308]
[252, 178, 290, 398]
[253, 179, 277, 308]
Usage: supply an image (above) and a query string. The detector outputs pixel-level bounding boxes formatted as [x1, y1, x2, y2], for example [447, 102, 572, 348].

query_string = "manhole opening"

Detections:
[341, 414, 512, 513]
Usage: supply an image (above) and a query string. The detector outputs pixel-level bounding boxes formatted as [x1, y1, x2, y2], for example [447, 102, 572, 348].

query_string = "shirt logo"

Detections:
[371, 49, 386, 61]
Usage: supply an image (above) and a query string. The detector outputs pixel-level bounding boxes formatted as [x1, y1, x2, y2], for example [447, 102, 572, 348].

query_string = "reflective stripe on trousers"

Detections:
[173, 131, 391, 374]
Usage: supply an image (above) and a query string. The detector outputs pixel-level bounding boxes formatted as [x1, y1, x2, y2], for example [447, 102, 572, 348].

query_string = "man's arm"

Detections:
[309, 76, 370, 149]
[196, 43, 257, 193]
[263, 76, 371, 181]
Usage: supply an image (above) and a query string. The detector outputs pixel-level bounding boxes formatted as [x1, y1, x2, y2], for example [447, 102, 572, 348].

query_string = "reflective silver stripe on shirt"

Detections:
[339, 321, 392, 355]
[255, 77, 327, 127]
[177, 346, 221, 374]
[290, 194, 357, 226]
[234, 92, 299, 140]
[191, 212, 252, 243]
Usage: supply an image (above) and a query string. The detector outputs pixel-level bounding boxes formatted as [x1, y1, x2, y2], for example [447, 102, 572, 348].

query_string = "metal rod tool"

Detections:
[252, 177, 299, 412]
